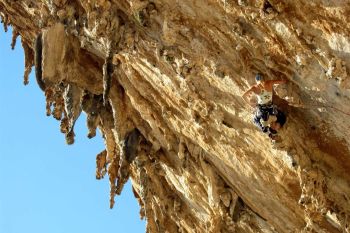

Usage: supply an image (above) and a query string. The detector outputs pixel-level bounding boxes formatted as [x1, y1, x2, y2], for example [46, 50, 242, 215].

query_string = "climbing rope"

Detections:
[297, 103, 350, 117]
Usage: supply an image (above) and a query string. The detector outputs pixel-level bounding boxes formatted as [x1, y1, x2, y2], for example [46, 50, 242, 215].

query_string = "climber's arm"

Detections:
[242, 86, 256, 103]
[267, 79, 287, 86]
[253, 113, 266, 132]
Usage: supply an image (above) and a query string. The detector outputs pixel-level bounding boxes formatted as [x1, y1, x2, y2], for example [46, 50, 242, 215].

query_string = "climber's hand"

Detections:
[262, 126, 269, 133]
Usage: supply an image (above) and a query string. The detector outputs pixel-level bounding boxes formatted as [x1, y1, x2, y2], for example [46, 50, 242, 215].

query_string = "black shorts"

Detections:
[257, 104, 277, 121]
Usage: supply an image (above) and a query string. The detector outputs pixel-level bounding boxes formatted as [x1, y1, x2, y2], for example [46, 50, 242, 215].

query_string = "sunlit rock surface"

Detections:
[1, 0, 350, 232]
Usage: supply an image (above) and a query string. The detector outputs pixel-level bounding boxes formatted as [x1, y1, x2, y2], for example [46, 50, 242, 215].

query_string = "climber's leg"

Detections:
[270, 109, 286, 130]
[269, 109, 286, 142]
[258, 105, 271, 129]
[253, 108, 266, 132]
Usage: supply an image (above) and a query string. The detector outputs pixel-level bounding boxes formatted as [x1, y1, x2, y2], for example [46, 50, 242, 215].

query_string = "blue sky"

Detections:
[0, 28, 145, 233]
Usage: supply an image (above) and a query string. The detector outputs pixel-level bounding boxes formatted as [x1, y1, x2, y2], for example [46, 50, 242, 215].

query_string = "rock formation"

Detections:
[1, 0, 350, 232]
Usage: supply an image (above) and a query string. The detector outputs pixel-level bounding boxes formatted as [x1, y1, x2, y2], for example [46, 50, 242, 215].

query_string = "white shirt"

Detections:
[257, 89, 272, 104]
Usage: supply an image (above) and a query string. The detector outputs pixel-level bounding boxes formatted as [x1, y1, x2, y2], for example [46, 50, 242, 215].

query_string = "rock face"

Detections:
[2, 0, 350, 232]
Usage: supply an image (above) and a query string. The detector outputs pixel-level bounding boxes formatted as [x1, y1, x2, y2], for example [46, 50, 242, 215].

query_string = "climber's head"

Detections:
[255, 73, 264, 84]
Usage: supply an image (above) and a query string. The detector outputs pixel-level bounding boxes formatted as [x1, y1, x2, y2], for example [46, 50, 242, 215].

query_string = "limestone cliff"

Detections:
[1, 0, 350, 232]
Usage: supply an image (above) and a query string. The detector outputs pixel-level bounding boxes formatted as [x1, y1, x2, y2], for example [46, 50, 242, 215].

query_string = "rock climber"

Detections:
[242, 73, 287, 139]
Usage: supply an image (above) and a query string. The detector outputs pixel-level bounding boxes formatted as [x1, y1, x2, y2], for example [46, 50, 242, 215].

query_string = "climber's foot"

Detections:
[270, 134, 280, 143]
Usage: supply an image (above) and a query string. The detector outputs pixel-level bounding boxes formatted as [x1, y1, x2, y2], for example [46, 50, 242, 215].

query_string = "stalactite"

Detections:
[34, 33, 46, 91]
[45, 83, 66, 121]
[132, 186, 146, 219]
[60, 115, 69, 134]
[81, 92, 104, 139]
[10, 28, 19, 50]
[0, 13, 8, 32]
[45, 87, 54, 116]
[62, 84, 83, 145]
[96, 150, 107, 180]
[108, 157, 119, 209]
[115, 129, 142, 195]
[21, 39, 34, 85]
[52, 85, 65, 120]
